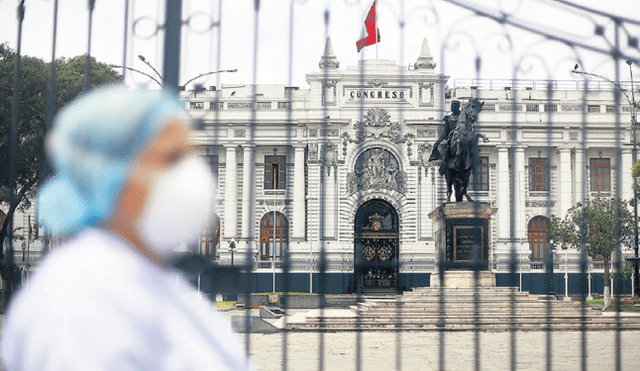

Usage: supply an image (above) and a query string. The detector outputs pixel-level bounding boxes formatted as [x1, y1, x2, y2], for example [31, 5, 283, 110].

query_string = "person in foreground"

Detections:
[1, 85, 253, 370]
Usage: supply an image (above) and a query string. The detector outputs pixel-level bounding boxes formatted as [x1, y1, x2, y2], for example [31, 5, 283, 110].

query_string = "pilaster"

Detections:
[497, 145, 511, 240]
[292, 145, 306, 240]
[241, 145, 255, 240]
[224, 144, 238, 239]
[559, 146, 572, 216]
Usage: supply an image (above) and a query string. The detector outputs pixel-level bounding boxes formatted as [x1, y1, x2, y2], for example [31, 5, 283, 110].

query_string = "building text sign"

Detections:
[344, 86, 412, 103]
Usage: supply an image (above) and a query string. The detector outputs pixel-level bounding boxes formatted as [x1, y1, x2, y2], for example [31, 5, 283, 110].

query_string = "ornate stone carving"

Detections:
[234, 129, 246, 138]
[367, 79, 388, 87]
[417, 143, 436, 177]
[341, 108, 413, 149]
[320, 143, 339, 176]
[308, 143, 318, 160]
[347, 148, 407, 195]
[320, 128, 339, 137]
[525, 200, 556, 207]
[419, 82, 434, 107]
[417, 129, 436, 138]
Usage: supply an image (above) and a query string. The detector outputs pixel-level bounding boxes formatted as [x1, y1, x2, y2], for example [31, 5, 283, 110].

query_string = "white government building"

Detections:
[11, 38, 636, 296]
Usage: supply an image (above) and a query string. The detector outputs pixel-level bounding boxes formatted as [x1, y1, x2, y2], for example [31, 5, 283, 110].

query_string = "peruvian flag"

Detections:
[356, 1, 380, 52]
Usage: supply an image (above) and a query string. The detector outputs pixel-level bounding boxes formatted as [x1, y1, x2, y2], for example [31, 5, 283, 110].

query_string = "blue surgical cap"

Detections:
[38, 85, 186, 236]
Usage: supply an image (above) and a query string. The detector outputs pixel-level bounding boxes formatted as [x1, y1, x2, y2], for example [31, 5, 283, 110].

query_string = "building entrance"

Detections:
[354, 199, 399, 293]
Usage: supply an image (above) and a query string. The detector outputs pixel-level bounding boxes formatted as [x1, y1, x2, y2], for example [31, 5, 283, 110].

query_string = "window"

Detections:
[481, 104, 495, 112]
[587, 105, 600, 113]
[257, 102, 271, 110]
[277, 102, 292, 110]
[590, 158, 611, 192]
[260, 212, 288, 261]
[528, 216, 548, 261]
[606, 105, 616, 113]
[526, 104, 539, 112]
[210, 101, 223, 110]
[209, 155, 219, 188]
[544, 104, 558, 112]
[529, 158, 549, 191]
[471, 156, 489, 191]
[264, 155, 286, 189]
[190, 101, 204, 110]
[200, 215, 220, 259]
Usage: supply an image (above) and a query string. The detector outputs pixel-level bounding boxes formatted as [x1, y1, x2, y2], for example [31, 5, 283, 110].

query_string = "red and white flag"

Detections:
[356, 1, 380, 52]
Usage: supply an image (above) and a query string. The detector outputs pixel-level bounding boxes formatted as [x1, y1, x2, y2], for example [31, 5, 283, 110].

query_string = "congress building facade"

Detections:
[181, 38, 635, 296]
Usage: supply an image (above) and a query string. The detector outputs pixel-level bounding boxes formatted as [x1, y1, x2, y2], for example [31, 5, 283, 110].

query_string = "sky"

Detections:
[1, 0, 639, 89]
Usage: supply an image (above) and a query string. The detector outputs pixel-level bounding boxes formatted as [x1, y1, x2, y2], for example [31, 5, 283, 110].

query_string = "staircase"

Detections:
[290, 287, 640, 331]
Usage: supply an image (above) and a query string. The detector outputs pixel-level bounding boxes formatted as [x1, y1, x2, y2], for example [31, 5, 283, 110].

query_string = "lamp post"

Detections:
[229, 237, 236, 266]
[573, 62, 640, 298]
[110, 55, 236, 89]
[564, 246, 570, 301]
[547, 239, 556, 299]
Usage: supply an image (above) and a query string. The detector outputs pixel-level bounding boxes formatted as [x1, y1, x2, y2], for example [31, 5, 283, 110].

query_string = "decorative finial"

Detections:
[414, 38, 436, 70]
[319, 37, 340, 69]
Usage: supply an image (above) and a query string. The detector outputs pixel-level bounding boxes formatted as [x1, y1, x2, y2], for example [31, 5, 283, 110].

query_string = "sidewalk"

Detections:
[239, 330, 640, 371]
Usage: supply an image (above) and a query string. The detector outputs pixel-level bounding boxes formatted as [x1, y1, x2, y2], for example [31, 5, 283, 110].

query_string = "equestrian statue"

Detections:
[429, 98, 489, 202]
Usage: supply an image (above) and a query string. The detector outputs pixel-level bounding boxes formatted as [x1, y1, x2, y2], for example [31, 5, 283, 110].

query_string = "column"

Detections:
[292, 145, 306, 240]
[513, 146, 526, 242]
[621, 148, 633, 201]
[497, 146, 511, 240]
[574, 147, 585, 205]
[224, 145, 238, 239]
[241, 145, 255, 240]
[559, 147, 572, 216]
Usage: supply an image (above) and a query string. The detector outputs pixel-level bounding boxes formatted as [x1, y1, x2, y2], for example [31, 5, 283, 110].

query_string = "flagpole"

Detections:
[374, 0, 378, 59]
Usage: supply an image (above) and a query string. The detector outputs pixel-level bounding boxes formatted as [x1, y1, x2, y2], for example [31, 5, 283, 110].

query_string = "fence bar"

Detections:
[162, 0, 181, 90]
[6, 0, 26, 303]
[84, 0, 95, 91]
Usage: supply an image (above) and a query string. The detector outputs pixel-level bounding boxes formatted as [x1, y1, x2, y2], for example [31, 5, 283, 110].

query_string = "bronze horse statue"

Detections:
[430, 98, 488, 202]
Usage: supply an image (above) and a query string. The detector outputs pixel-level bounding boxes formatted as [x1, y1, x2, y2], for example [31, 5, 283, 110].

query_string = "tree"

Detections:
[0, 43, 122, 301]
[548, 198, 633, 306]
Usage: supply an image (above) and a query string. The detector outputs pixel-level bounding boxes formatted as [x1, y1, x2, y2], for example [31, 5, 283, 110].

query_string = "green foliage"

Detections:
[0, 43, 121, 300]
[548, 197, 633, 289]
[612, 264, 633, 282]
[0, 43, 122, 226]
[632, 160, 640, 194]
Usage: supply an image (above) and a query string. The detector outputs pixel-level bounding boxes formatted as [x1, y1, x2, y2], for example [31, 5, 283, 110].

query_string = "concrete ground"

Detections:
[238, 330, 640, 371]
[223, 309, 640, 371]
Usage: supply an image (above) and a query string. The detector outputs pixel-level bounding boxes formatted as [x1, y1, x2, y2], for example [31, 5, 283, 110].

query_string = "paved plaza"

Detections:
[240, 330, 640, 371]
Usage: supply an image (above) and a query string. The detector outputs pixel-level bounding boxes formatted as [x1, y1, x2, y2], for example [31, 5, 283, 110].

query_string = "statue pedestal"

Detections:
[429, 202, 497, 287]
[430, 270, 496, 288]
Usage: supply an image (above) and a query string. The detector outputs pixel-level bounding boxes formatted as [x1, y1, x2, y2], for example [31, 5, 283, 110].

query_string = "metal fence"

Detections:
[4, 0, 640, 370]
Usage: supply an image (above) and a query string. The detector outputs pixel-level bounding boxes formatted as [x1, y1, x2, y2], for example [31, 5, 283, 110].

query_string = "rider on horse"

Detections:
[429, 99, 488, 202]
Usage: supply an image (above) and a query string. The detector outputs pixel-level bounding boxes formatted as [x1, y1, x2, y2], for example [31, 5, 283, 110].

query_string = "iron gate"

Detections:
[4, 0, 640, 370]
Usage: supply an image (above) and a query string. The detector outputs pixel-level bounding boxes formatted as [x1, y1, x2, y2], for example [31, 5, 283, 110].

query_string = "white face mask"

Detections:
[137, 155, 215, 259]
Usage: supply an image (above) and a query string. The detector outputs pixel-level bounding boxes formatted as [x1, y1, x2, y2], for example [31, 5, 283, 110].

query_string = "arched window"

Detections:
[528, 216, 548, 261]
[200, 215, 220, 259]
[260, 212, 288, 261]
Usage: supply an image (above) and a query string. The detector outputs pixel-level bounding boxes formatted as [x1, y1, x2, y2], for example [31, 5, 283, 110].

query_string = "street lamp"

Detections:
[229, 237, 237, 266]
[573, 62, 640, 298]
[138, 55, 163, 82]
[547, 239, 556, 299]
[110, 55, 237, 88]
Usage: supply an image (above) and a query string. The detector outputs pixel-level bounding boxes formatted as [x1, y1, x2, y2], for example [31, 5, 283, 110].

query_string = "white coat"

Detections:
[1, 229, 253, 371]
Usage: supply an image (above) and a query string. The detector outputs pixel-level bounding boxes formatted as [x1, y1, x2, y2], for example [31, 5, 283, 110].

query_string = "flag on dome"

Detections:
[356, 1, 380, 52]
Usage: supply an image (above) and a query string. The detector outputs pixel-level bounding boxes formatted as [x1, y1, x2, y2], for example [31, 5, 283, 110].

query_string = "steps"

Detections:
[289, 287, 640, 332]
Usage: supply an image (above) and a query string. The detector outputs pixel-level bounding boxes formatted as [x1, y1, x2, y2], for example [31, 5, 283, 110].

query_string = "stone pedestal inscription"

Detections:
[429, 202, 496, 273]
[454, 226, 482, 261]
